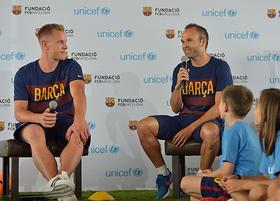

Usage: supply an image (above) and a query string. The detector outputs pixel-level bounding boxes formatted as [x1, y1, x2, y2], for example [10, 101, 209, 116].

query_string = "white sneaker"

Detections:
[227, 199, 235, 201]
[57, 192, 78, 201]
[44, 171, 75, 198]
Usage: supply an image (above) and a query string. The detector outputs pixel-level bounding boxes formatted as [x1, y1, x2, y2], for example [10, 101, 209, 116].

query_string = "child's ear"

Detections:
[223, 102, 229, 113]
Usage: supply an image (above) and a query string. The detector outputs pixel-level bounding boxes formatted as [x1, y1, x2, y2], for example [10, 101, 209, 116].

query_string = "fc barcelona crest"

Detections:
[166, 29, 175, 39]
[105, 97, 115, 107]
[143, 7, 152, 16]
[12, 5, 22, 15]
[267, 8, 276, 18]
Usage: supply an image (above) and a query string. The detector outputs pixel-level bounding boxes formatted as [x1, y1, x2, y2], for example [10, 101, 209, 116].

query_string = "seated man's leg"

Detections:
[231, 191, 250, 201]
[249, 184, 268, 201]
[137, 115, 184, 198]
[60, 133, 84, 174]
[199, 122, 220, 170]
[20, 124, 58, 180]
[137, 116, 164, 168]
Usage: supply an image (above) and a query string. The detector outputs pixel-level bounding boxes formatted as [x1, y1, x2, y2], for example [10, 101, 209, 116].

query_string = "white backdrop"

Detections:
[0, 0, 280, 191]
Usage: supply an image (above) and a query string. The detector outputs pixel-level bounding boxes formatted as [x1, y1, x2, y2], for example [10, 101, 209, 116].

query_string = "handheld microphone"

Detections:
[49, 100, 57, 113]
[181, 56, 189, 90]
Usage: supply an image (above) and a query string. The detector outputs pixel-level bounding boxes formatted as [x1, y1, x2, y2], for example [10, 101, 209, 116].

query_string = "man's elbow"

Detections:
[171, 106, 180, 114]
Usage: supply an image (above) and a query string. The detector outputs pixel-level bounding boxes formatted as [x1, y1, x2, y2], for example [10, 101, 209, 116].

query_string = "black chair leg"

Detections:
[11, 157, 19, 200]
[3, 157, 10, 196]
[171, 155, 185, 198]
[74, 160, 82, 199]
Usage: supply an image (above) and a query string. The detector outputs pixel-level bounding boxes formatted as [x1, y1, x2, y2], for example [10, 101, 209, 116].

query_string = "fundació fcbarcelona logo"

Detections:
[105, 168, 143, 177]
[12, 4, 51, 15]
[105, 97, 144, 107]
[142, 7, 180, 16]
[94, 74, 121, 84]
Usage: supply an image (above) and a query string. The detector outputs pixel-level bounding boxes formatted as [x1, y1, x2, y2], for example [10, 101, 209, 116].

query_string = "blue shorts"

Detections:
[153, 114, 224, 142]
[201, 176, 229, 198]
[14, 118, 91, 149]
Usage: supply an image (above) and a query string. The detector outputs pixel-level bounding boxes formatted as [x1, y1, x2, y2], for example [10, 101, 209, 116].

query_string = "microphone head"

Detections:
[181, 55, 188, 63]
[49, 100, 57, 112]
[181, 55, 188, 68]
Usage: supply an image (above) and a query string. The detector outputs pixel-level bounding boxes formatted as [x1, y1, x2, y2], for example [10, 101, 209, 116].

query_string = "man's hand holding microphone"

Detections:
[40, 100, 57, 128]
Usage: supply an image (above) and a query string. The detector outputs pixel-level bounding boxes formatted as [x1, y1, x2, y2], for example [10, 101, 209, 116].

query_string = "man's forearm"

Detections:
[73, 93, 87, 121]
[15, 109, 41, 123]
[170, 87, 183, 113]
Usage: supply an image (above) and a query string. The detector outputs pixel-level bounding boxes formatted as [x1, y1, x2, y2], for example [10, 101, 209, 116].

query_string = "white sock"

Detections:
[156, 165, 168, 176]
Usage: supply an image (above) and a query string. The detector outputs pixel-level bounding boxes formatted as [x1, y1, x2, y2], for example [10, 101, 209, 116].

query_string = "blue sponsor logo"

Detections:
[0, 51, 25, 61]
[269, 76, 280, 84]
[74, 6, 111, 15]
[224, 31, 260, 39]
[202, 9, 237, 17]
[120, 52, 157, 61]
[87, 121, 96, 130]
[101, 7, 111, 15]
[143, 75, 172, 84]
[247, 53, 280, 62]
[89, 145, 120, 154]
[97, 29, 134, 38]
[105, 167, 143, 177]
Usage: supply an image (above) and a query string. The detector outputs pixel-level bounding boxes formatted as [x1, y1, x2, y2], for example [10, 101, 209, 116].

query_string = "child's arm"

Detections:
[201, 162, 234, 178]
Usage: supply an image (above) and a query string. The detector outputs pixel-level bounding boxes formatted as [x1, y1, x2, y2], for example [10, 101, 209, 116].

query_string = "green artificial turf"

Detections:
[82, 190, 189, 201]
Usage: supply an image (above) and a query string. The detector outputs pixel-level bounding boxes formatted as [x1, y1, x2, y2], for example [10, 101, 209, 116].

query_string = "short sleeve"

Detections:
[221, 129, 240, 165]
[68, 60, 84, 82]
[14, 70, 29, 100]
[215, 61, 233, 92]
[171, 64, 180, 92]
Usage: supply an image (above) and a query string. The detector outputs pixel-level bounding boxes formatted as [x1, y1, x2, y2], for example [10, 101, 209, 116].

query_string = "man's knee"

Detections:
[21, 124, 45, 144]
[249, 184, 268, 201]
[268, 180, 280, 197]
[200, 122, 220, 145]
[137, 117, 158, 139]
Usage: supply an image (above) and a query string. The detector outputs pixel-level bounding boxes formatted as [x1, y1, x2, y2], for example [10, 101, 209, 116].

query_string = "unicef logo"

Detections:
[88, 121, 96, 130]
[101, 7, 111, 15]
[109, 145, 120, 154]
[124, 30, 134, 38]
[272, 54, 280, 61]
[132, 168, 143, 177]
[250, 32, 260, 39]
[147, 52, 157, 60]
[15, 52, 25, 60]
[227, 9, 237, 16]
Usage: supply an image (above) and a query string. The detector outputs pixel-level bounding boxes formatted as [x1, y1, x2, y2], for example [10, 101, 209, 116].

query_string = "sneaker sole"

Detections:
[44, 185, 74, 198]
[161, 188, 170, 199]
